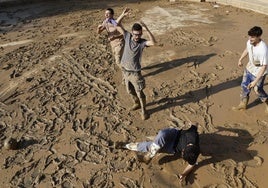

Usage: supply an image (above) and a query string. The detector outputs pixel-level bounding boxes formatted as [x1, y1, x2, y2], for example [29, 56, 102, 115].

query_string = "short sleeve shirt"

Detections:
[121, 31, 147, 71]
[246, 40, 268, 76]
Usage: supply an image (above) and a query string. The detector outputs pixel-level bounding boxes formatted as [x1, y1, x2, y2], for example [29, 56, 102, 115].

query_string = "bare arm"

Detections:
[116, 24, 126, 37]
[179, 164, 195, 182]
[247, 65, 267, 89]
[179, 122, 198, 182]
[238, 48, 248, 67]
[108, 33, 123, 41]
[140, 21, 156, 46]
[97, 24, 105, 34]
[116, 8, 131, 25]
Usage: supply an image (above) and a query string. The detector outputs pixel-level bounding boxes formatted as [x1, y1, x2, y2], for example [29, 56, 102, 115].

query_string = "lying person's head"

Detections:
[182, 144, 200, 165]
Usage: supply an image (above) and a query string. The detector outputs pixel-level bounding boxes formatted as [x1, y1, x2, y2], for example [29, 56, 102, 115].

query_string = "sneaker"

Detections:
[149, 143, 160, 157]
[125, 142, 139, 151]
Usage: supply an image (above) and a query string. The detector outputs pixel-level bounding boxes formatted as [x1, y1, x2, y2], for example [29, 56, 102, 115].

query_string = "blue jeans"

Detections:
[241, 69, 268, 102]
[137, 128, 180, 154]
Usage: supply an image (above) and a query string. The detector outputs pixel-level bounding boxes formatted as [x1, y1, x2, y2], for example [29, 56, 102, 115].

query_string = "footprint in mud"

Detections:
[120, 177, 139, 188]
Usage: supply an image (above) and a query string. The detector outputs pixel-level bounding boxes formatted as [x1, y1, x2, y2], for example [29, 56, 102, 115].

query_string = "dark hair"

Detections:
[132, 23, 142, 31]
[106, 8, 114, 15]
[182, 145, 200, 165]
[248, 26, 263, 37]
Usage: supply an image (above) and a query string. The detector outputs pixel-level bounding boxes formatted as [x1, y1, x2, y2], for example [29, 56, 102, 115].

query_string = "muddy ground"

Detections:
[0, 0, 268, 187]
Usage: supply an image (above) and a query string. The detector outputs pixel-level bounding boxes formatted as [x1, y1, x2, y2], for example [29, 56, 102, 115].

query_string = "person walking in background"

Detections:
[117, 21, 156, 120]
[233, 26, 268, 113]
[97, 8, 130, 67]
[125, 122, 200, 183]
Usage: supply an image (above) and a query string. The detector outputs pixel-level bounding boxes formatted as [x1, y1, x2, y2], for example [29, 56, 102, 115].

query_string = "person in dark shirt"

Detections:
[125, 122, 200, 182]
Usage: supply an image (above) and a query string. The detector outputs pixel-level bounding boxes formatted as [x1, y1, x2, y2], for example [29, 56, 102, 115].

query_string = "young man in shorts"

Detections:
[117, 21, 156, 120]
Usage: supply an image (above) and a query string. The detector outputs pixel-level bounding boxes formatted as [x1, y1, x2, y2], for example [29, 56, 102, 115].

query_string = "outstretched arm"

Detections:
[116, 7, 131, 25]
[140, 21, 156, 46]
[116, 24, 126, 37]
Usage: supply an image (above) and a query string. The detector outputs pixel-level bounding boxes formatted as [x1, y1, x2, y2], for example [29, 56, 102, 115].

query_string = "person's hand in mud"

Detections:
[178, 173, 188, 186]
[178, 174, 186, 183]
[178, 173, 197, 186]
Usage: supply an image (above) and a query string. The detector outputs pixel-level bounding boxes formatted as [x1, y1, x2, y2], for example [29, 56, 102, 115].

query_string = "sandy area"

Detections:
[0, 0, 268, 187]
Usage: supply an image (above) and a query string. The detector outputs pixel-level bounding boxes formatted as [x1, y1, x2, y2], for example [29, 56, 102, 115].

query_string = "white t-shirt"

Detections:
[246, 40, 268, 76]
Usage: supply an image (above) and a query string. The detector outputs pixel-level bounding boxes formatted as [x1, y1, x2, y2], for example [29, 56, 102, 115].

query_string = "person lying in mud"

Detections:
[116, 21, 156, 120]
[124, 122, 200, 182]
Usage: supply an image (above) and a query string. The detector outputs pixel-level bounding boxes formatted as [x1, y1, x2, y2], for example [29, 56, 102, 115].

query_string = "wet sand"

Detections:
[0, 0, 268, 187]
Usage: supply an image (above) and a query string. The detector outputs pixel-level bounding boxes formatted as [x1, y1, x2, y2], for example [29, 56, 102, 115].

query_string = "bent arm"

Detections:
[97, 24, 105, 34]
[116, 24, 126, 37]
[250, 65, 267, 87]
[116, 8, 131, 25]
[140, 21, 156, 46]
[256, 65, 267, 79]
